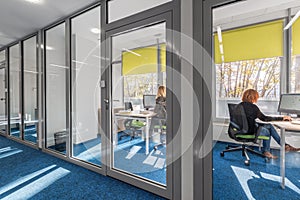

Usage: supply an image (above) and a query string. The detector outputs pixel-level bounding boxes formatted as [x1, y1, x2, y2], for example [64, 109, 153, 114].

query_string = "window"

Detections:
[290, 18, 300, 92]
[214, 21, 283, 117]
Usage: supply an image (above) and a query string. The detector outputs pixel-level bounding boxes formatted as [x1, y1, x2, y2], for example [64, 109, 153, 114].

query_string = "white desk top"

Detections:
[115, 111, 156, 118]
[272, 121, 300, 132]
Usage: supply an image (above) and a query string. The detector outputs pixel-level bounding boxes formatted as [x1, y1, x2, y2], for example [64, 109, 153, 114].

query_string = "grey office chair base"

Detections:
[154, 142, 166, 150]
[119, 130, 142, 141]
[220, 144, 269, 166]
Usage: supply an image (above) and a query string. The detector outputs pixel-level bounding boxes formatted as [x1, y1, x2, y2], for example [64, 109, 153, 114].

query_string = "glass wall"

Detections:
[23, 36, 38, 144]
[45, 23, 67, 153]
[0, 50, 7, 134]
[9, 44, 21, 138]
[71, 6, 101, 165]
[290, 17, 300, 92]
[111, 22, 167, 185]
[212, 2, 300, 200]
[108, 0, 172, 23]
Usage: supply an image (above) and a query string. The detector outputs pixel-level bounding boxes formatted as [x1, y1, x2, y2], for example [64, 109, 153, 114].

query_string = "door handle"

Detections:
[0, 98, 5, 101]
[104, 98, 109, 110]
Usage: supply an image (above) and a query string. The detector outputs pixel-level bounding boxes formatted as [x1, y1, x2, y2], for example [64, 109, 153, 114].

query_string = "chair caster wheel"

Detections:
[220, 152, 224, 157]
[244, 160, 250, 166]
[265, 157, 270, 163]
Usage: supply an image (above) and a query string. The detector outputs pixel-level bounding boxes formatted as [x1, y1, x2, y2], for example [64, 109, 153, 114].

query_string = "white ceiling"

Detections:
[0, 0, 97, 48]
[0, 0, 300, 50]
[214, 0, 300, 30]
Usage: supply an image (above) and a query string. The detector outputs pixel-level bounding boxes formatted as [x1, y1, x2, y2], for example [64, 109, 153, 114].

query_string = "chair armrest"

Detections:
[254, 126, 263, 143]
[230, 121, 240, 130]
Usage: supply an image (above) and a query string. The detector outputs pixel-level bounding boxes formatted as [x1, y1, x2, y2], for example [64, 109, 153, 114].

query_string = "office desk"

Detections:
[272, 121, 300, 189]
[115, 112, 156, 155]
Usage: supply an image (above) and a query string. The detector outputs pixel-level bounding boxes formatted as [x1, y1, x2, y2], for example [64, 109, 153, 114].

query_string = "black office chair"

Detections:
[220, 103, 270, 166]
[151, 102, 167, 150]
[152, 118, 166, 150]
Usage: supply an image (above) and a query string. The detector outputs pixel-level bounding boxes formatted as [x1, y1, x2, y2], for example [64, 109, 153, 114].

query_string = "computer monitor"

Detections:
[143, 95, 156, 110]
[278, 93, 300, 116]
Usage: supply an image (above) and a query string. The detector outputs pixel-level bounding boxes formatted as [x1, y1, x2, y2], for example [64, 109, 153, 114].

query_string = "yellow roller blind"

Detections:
[122, 44, 166, 75]
[292, 18, 300, 55]
[160, 43, 166, 72]
[214, 20, 283, 64]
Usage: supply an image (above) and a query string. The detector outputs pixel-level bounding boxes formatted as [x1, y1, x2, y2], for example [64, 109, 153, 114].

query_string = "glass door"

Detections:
[0, 50, 7, 135]
[105, 14, 172, 198]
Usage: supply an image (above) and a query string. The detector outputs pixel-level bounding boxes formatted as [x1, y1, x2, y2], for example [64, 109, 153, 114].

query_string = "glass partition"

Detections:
[71, 6, 101, 165]
[108, 0, 172, 23]
[212, 2, 300, 200]
[45, 23, 67, 154]
[9, 44, 21, 138]
[0, 50, 7, 134]
[111, 22, 167, 185]
[23, 36, 38, 143]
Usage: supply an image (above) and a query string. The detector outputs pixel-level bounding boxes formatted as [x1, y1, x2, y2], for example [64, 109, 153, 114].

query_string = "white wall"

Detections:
[112, 63, 123, 108]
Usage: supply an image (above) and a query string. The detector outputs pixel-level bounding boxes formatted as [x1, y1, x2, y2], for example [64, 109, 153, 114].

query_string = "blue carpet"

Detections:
[0, 135, 165, 200]
[73, 135, 102, 166]
[114, 139, 166, 185]
[213, 141, 300, 200]
[72, 132, 166, 185]
[10, 125, 37, 144]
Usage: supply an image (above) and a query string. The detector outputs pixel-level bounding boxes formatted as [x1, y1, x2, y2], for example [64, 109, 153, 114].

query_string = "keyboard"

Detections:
[140, 110, 151, 114]
[291, 119, 300, 125]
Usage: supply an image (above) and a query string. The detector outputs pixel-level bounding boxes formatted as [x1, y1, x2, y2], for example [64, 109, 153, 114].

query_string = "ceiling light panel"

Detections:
[24, 0, 43, 4]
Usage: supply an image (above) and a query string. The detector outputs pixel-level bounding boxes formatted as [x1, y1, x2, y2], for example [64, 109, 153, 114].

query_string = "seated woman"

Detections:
[150, 86, 167, 134]
[239, 89, 299, 159]
[155, 85, 166, 116]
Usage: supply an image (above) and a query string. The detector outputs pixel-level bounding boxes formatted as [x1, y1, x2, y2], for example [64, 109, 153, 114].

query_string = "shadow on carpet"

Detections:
[0, 135, 165, 200]
[213, 141, 300, 200]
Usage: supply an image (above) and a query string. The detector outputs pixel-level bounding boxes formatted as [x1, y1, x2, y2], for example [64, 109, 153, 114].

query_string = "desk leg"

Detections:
[113, 117, 118, 147]
[280, 127, 285, 189]
[145, 117, 149, 155]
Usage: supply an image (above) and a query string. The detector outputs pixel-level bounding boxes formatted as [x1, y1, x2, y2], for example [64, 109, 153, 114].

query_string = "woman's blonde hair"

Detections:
[156, 85, 166, 98]
[242, 89, 259, 103]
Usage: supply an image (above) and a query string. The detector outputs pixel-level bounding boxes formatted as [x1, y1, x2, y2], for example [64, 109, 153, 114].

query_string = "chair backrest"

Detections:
[124, 102, 133, 111]
[227, 103, 249, 140]
[153, 102, 167, 119]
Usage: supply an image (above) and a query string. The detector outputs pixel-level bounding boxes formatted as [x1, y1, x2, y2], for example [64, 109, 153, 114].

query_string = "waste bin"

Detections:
[54, 130, 67, 151]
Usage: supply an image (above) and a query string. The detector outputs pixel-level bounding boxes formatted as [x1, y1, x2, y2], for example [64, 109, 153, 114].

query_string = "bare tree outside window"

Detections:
[124, 73, 158, 98]
[290, 55, 300, 93]
[216, 57, 281, 99]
